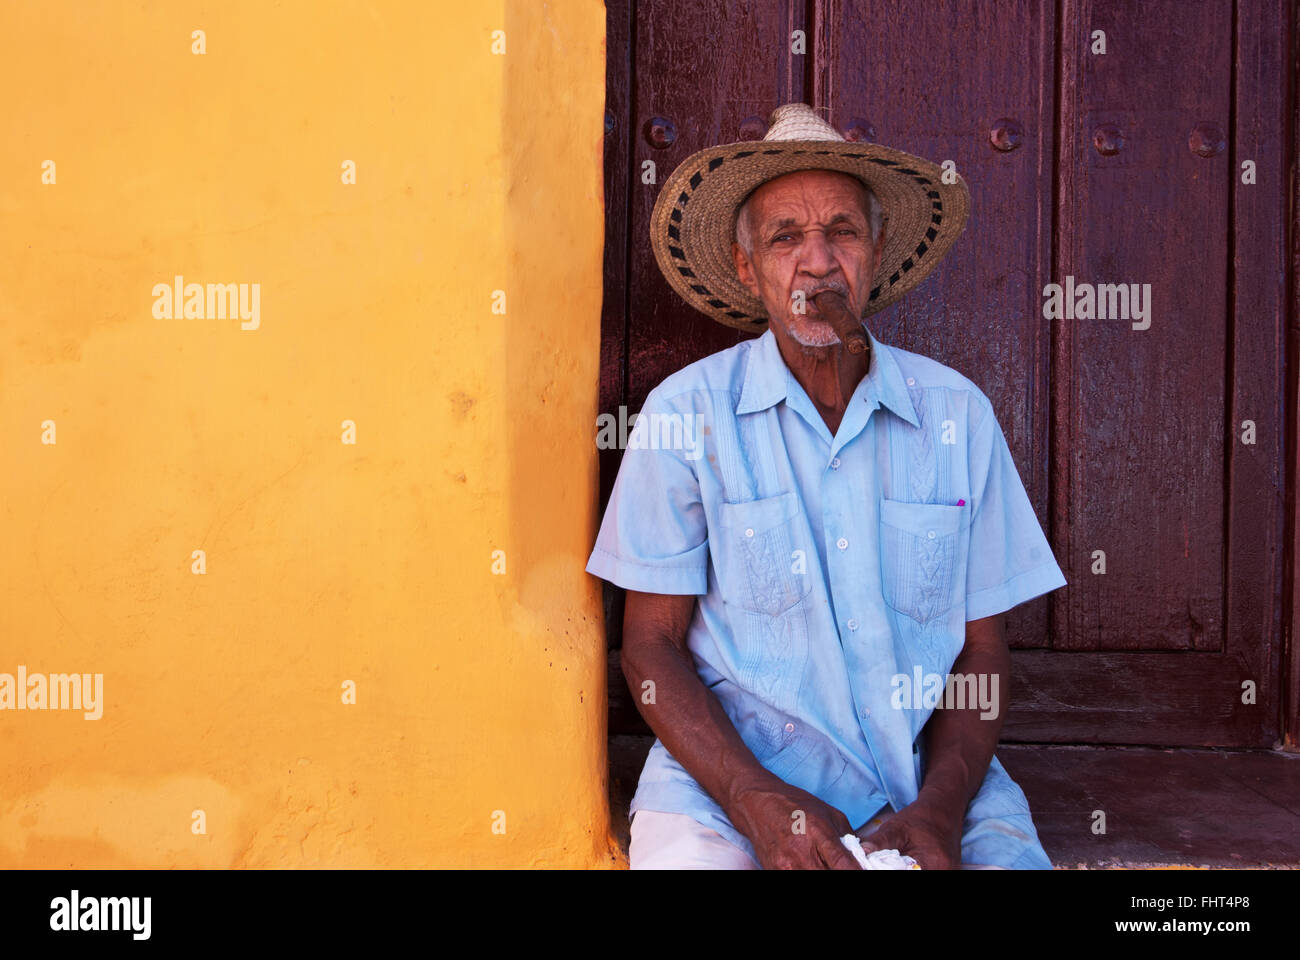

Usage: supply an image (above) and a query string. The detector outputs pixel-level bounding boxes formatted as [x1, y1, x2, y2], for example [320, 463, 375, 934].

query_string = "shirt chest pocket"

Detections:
[879, 498, 966, 626]
[718, 492, 811, 617]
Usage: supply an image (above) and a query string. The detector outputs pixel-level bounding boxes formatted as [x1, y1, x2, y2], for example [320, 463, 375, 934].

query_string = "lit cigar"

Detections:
[811, 290, 869, 355]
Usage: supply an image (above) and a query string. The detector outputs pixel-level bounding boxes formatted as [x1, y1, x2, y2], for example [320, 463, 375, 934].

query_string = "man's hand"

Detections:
[855, 797, 962, 870]
[727, 775, 862, 870]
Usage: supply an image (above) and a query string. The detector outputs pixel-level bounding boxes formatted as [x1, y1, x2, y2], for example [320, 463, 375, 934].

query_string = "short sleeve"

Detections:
[585, 389, 709, 595]
[964, 400, 1067, 621]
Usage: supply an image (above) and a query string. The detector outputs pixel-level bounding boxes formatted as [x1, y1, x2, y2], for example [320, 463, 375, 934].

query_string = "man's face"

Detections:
[731, 169, 885, 348]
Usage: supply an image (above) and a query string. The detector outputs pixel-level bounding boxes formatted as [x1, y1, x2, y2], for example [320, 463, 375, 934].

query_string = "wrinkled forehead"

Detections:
[742, 168, 873, 223]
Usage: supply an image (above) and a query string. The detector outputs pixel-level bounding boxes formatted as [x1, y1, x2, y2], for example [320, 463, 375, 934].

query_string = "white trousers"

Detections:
[629, 807, 1007, 870]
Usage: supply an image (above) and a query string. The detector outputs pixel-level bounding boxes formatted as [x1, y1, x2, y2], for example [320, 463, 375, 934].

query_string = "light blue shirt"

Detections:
[586, 327, 1067, 868]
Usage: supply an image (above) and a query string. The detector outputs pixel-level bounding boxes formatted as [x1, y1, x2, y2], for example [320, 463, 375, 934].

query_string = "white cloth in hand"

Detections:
[840, 834, 922, 870]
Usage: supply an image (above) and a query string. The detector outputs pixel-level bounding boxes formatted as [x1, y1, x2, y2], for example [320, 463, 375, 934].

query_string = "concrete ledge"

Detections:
[1000, 743, 1300, 869]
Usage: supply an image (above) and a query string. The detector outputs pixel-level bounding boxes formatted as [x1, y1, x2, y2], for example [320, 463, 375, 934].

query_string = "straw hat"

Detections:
[649, 102, 970, 331]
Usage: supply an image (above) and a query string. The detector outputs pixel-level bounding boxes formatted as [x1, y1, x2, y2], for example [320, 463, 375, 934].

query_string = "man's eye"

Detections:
[772, 234, 794, 243]
[836, 228, 858, 237]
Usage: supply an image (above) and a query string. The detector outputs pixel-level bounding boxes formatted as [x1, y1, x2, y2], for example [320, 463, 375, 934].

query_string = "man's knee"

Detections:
[959, 757, 1053, 869]
[628, 809, 760, 870]
[961, 812, 1053, 869]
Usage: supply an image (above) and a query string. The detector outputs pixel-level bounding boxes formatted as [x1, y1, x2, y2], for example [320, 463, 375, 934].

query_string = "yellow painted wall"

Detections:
[0, 0, 613, 868]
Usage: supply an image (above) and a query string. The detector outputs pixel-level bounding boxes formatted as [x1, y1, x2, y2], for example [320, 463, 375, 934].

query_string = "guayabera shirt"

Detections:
[587, 326, 1066, 868]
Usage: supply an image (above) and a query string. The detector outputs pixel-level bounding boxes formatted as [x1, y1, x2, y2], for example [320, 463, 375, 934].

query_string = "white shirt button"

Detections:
[847, 618, 859, 631]
[906, 377, 916, 386]
[744, 528, 754, 538]
[927, 530, 936, 539]
[830, 457, 841, 470]
[837, 537, 849, 550]
[784, 722, 795, 733]
[860, 707, 871, 719]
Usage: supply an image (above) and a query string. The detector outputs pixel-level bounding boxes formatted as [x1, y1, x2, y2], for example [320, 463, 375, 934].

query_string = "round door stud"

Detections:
[738, 115, 767, 141]
[1092, 123, 1125, 156]
[644, 116, 676, 149]
[843, 117, 877, 143]
[989, 118, 1024, 152]
[1188, 121, 1226, 158]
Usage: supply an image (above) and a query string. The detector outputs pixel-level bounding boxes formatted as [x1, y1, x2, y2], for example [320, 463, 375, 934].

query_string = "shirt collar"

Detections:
[736, 326, 920, 428]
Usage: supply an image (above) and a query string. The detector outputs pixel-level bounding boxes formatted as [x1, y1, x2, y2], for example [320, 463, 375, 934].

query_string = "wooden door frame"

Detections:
[1285, 0, 1300, 751]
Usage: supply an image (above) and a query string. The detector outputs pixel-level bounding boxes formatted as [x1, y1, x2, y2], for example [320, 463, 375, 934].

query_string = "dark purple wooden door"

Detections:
[601, 0, 1292, 747]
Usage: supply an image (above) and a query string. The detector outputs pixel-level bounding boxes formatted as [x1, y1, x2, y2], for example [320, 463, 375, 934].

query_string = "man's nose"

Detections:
[798, 230, 838, 277]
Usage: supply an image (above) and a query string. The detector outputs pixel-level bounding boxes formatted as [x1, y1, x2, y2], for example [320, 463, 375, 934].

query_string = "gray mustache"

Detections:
[799, 284, 849, 299]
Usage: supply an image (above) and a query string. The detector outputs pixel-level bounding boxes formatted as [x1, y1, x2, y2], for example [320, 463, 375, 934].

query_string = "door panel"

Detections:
[1055, 0, 1230, 653]
[1028, 0, 1283, 744]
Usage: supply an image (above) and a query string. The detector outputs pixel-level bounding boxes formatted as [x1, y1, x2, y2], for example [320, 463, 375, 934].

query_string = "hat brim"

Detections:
[649, 139, 970, 331]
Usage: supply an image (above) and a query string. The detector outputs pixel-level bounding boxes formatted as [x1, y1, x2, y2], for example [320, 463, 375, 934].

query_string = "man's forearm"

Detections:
[912, 614, 1009, 826]
[621, 639, 781, 823]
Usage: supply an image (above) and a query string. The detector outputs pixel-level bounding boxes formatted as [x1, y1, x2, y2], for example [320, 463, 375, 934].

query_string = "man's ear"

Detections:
[732, 242, 759, 297]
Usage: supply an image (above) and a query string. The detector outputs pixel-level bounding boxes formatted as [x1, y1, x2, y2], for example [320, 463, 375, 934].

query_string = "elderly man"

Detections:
[587, 103, 1067, 869]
